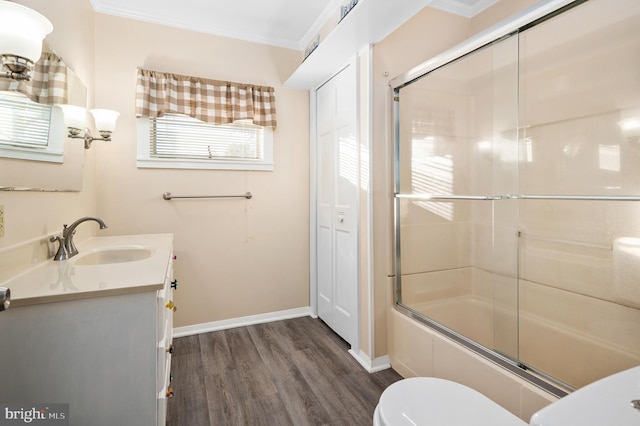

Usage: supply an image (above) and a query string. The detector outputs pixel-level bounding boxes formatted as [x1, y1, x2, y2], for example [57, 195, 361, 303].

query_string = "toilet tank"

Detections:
[530, 366, 640, 426]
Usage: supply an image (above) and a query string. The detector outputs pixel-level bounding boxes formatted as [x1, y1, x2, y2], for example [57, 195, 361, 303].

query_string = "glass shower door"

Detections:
[517, 0, 640, 389]
[394, 0, 640, 392]
[395, 34, 520, 361]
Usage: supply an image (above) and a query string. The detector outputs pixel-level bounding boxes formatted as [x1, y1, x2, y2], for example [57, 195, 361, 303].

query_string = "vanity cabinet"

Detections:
[0, 237, 175, 426]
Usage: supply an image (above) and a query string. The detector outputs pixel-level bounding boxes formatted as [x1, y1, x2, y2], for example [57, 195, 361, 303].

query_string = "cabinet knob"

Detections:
[171, 280, 178, 289]
[170, 373, 174, 382]
[165, 300, 177, 312]
[166, 388, 175, 399]
[166, 344, 175, 354]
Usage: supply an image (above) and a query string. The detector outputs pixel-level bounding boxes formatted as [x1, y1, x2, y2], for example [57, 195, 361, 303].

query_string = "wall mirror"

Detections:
[0, 43, 87, 192]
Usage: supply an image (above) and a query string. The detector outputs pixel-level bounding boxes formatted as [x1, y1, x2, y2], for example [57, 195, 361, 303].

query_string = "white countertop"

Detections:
[3, 233, 174, 307]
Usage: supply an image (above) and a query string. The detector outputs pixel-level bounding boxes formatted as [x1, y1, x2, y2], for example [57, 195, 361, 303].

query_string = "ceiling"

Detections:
[89, 0, 499, 51]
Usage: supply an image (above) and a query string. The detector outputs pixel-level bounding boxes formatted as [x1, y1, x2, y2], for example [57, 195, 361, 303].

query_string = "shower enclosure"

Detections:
[392, 0, 640, 392]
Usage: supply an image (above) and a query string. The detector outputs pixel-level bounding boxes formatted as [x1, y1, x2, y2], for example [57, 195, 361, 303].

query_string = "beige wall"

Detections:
[92, 14, 310, 327]
[0, 0, 98, 263]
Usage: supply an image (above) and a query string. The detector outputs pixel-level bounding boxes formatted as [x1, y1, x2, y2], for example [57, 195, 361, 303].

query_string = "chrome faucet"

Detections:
[50, 216, 108, 261]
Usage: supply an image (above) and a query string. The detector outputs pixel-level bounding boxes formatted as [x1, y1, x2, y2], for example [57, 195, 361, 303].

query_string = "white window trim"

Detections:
[0, 101, 65, 164]
[136, 117, 274, 171]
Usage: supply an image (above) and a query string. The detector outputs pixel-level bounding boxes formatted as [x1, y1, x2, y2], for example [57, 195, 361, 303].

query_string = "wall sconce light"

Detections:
[0, 2, 53, 81]
[58, 105, 120, 149]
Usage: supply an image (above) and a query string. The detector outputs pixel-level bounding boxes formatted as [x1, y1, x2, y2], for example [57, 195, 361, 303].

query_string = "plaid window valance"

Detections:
[0, 52, 68, 105]
[135, 68, 277, 129]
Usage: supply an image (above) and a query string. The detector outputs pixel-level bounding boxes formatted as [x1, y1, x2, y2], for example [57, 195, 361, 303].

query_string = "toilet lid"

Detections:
[376, 377, 528, 426]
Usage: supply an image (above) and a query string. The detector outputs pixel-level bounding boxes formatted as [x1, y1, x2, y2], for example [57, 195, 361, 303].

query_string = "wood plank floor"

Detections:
[166, 316, 402, 426]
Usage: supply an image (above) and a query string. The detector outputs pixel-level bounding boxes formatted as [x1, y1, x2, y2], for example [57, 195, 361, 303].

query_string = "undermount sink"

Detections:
[73, 246, 153, 265]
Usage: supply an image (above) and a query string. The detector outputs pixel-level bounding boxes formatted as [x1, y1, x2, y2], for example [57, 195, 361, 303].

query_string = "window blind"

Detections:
[0, 94, 52, 150]
[150, 114, 263, 161]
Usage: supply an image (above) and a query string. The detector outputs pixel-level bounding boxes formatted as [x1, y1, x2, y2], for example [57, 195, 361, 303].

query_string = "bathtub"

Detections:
[402, 283, 640, 389]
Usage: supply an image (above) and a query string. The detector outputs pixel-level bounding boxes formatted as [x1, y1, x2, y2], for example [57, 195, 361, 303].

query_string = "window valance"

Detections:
[135, 68, 277, 129]
[0, 52, 68, 105]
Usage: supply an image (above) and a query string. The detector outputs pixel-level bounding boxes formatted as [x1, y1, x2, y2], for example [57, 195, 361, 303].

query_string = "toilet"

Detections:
[373, 377, 527, 426]
[374, 366, 640, 425]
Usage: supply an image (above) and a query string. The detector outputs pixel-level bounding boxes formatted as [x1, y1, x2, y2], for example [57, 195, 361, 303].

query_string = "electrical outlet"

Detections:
[0, 204, 4, 238]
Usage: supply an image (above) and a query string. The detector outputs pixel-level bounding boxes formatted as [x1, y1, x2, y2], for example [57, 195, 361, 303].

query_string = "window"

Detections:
[137, 114, 273, 170]
[135, 68, 277, 171]
[0, 92, 64, 163]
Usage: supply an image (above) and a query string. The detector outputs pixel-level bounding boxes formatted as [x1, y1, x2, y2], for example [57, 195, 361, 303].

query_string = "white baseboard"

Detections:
[348, 349, 391, 373]
[172, 306, 312, 338]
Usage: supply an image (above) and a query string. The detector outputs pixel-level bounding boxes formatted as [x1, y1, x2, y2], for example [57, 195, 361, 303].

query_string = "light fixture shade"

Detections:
[0, 2, 53, 64]
[57, 104, 87, 129]
[90, 109, 120, 132]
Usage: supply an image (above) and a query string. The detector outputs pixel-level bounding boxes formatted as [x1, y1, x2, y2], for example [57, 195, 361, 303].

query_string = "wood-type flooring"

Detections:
[166, 316, 402, 426]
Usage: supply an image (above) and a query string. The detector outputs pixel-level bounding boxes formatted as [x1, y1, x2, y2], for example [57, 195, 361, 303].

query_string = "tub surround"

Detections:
[2, 233, 173, 307]
[401, 268, 640, 388]
[388, 304, 558, 422]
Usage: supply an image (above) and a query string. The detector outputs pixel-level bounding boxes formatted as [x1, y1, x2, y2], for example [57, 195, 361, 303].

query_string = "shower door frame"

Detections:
[389, 0, 589, 398]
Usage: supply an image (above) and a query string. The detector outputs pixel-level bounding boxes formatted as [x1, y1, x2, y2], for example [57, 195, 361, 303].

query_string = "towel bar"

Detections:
[162, 192, 252, 200]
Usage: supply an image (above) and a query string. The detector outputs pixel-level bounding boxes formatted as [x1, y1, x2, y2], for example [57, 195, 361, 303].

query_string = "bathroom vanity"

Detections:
[0, 233, 175, 426]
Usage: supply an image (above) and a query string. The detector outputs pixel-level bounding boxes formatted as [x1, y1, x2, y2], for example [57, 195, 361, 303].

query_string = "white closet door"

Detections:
[316, 60, 358, 347]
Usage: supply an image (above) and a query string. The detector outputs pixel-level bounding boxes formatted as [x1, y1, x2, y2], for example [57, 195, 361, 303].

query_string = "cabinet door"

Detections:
[0, 293, 157, 426]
